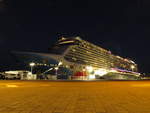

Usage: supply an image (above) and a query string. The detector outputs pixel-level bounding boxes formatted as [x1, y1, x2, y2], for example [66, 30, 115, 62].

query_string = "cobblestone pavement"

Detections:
[0, 80, 150, 113]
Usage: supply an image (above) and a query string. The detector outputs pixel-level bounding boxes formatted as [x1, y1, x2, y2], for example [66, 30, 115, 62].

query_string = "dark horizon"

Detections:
[0, 0, 150, 74]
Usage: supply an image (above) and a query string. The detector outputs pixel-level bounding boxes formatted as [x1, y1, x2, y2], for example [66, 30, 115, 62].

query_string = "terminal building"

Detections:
[12, 37, 140, 80]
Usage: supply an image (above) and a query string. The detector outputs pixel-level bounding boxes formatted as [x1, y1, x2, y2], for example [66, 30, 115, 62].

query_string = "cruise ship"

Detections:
[12, 37, 140, 80]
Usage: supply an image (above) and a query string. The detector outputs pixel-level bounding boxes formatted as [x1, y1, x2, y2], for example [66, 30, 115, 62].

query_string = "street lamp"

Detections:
[131, 65, 135, 72]
[58, 61, 63, 66]
[54, 67, 59, 76]
[54, 61, 62, 76]
[86, 66, 94, 80]
[94, 69, 108, 76]
[29, 62, 35, 74]
[86, 66, 93, 73]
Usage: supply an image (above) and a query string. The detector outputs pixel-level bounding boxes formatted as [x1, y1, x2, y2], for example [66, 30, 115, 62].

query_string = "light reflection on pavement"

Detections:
[131, 83, 150, 87]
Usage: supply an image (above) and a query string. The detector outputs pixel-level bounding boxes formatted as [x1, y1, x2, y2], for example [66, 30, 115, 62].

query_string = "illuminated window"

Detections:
[86, 51, 91, 54]
[72, 49, 76, 52]
[72, 57, 77, 61]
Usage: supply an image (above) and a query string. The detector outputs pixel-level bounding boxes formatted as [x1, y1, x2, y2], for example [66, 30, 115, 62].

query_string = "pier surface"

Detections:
[0, 80, 149, 113]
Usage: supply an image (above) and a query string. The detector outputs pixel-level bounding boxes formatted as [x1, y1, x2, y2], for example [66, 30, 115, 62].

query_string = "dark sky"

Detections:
[0, 0, 150, 73]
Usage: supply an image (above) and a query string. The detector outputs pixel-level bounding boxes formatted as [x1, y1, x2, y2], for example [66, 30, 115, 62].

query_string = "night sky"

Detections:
[0, 0, 150, 73]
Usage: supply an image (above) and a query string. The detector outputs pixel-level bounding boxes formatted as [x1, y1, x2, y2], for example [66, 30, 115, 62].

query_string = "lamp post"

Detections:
[55, 61, 63, 76]
[29, 62, 35, 74]
[86, 66, 93, 80]
[131, 65, 135, 72]
[55, 67, 59, 76]
[58, 61, 62, 66]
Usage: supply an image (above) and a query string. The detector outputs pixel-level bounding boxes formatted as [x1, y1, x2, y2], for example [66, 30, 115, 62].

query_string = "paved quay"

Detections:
[0, 80, 150, 113]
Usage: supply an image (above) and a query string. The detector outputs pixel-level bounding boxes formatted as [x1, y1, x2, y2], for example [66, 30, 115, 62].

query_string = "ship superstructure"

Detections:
[13, 37, 140, 80]
[47, 37, 139, 80]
